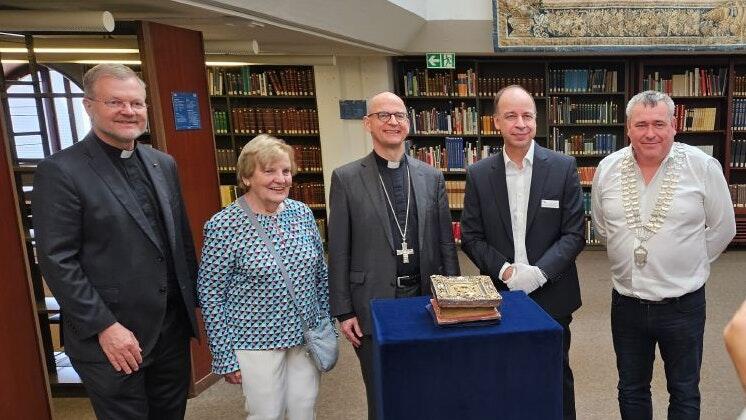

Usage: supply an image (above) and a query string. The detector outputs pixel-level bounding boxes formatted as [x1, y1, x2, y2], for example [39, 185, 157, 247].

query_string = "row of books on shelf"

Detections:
[730, 184, 746, 208]
[731, 139, 746, 168]
[583, 191, 592, 215]
[213, 111, 229, 134]
[673, 105, 716, 131]
[216, 145, 322, 173]
[731, 99, 746, 130]
[548, 69, 619, 93]
[408, 105, 479, 135]
[216, 149, 236, 172]
[452, 221, 462, 244]
[218, 184, 328, 229]
[223, 107, 319, 135]
[291, 145, 323, 172]
[452, 220, 601, 245]
[549, 98, 620, 124]
[408, 140, 502, 171]
[402, 69, 548, 98]
[402, 68, 478, 97]
[288, 182, 325, 208]
[585, 219, 602, 246]
[479, 77, 544, 98]
[548, 131, 618, 156]
[446, 180, 466, 209]
[734, 76, 746, 96]
[578, 166, 597, 185]
[207, 66, 315, 96]
[643, 68, 727, 96]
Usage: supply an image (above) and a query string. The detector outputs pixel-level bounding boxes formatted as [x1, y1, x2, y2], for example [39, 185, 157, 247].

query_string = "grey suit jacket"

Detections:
[460, 143, 584, 318]
[328, 152, 460, 334]
[33, 134, 199, 362]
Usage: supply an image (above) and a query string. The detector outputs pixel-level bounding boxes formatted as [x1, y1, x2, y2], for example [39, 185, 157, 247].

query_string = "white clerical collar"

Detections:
[120, 148, 135, 159]
[503, 140, 535, 168]
[387, 159, 401, 169]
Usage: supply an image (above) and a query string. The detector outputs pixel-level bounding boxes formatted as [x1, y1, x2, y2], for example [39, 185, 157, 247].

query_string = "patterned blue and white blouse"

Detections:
[197, 198, 330, 374]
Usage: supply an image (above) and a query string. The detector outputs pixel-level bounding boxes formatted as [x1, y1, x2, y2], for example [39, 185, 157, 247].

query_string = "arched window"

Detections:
[5, 65, 89, 163]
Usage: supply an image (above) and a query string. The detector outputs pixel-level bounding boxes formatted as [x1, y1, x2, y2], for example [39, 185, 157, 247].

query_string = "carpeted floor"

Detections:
[52, 249, 746, 419]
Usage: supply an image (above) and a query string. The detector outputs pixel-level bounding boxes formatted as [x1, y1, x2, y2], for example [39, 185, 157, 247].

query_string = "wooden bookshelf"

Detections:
[206, 65, 327, 239]
[395, 55, 746, 246]
[394, 57, 629, 246]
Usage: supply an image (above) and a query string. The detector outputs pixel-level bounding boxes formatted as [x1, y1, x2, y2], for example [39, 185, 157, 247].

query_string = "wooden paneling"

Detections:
[0, 94, 52, 417]
[137, 21, 220, 395]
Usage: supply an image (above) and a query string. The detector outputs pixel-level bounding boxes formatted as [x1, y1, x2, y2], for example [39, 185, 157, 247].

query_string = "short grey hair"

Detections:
[625, 90, 675, 120]
[83, 63, 146, 98]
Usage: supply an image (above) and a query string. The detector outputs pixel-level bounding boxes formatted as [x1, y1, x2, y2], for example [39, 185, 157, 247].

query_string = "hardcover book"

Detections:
[430, 275, 502, 308]
[428, 299, 501, 325]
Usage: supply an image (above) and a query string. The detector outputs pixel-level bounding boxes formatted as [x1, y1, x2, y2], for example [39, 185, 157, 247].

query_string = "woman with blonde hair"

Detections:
[198, 134, 332, 420]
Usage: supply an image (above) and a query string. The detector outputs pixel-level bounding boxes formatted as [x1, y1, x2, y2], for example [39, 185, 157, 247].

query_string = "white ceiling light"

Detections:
[204, 40, 260, 55]
[0, 11, 115, 33]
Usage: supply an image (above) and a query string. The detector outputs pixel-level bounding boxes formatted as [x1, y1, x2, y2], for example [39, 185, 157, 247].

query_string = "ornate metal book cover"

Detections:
[430, 275, 502, 308]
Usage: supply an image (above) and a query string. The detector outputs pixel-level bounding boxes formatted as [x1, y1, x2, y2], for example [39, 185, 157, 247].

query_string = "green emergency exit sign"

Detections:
[426, 53, 455, 69]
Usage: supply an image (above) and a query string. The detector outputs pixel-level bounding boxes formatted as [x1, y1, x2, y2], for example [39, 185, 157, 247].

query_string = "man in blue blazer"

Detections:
[33, 64, 198, 419]
[461, 85, 585, 419]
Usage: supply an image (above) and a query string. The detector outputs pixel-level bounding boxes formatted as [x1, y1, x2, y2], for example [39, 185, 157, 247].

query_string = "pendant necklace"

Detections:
[378, 165, 413, 263]
[620, 143, 683, 267]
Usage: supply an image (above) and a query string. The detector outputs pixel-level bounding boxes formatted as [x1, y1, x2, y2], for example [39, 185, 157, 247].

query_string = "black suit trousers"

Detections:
[555, 315, 576, 420]
[72, 299, 191, 420]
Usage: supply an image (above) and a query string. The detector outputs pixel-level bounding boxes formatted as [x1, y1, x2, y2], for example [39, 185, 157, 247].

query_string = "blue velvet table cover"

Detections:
[371, 291, 563, 420]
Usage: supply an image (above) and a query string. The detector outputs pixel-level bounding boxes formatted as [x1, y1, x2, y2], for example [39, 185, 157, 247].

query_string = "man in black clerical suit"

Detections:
[461, 85, 585, 419]
[33, 64, 199, 419]
[328, 91, 460, 419]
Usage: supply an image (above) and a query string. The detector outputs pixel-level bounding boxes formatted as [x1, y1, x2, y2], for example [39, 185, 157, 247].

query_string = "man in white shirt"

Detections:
[592, 90, 736, 420]
[461, 85, 585, 420]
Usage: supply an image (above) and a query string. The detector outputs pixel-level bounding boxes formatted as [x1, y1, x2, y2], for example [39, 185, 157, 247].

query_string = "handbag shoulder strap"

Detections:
[237, 195, 309, 330]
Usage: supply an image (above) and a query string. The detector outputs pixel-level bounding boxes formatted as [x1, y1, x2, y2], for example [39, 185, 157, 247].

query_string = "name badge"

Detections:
[541, 199, 559, 209]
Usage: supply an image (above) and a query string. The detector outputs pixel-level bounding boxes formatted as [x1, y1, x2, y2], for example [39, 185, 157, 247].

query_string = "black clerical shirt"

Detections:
[373, 152, 419, 277]
[95, 137, 180, 301]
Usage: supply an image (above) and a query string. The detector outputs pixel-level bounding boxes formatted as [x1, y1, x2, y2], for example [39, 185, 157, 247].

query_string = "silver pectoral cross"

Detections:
[396, 241, 414, 263]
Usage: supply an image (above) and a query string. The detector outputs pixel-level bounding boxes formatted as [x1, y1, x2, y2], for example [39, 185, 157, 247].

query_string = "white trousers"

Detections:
[235, 345, 320, 420]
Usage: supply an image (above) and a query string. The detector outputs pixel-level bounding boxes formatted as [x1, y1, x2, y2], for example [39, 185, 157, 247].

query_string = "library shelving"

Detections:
[638, 57, 746, 243]
[206, 65, 327, 239]
[394, 57, 630, 247]
[395, 54, 746, 246]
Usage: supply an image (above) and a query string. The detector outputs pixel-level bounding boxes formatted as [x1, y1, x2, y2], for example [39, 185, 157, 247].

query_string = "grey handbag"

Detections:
[238, 196, 339, 372]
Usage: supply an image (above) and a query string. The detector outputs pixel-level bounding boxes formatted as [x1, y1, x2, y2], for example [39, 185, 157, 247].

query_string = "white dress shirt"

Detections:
[499, 140, 535, 279]
[591, 143, 736, 301]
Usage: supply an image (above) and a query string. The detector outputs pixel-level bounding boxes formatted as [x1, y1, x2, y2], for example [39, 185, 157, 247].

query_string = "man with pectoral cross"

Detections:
[328, 91, 460, 419]
[592, 90, 735, 420]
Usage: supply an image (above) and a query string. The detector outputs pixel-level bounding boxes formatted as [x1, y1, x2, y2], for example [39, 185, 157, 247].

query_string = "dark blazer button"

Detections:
[156, 256, 164, 262]
[159, 286, 167, 294]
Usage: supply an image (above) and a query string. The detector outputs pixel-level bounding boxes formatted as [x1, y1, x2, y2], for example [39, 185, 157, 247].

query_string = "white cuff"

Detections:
[499, 262, 511, 280]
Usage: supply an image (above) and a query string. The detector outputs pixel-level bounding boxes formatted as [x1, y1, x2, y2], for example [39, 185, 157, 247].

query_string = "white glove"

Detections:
[503, 263, 546, 294]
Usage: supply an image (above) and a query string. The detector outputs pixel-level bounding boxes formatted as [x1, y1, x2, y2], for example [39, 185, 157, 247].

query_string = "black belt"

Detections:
[614, 286, 703, 305]
[395, 274, 420, 288]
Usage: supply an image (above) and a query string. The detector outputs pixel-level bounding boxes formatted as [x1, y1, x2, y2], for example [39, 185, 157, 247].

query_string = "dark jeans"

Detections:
[611, 287, 706, 420]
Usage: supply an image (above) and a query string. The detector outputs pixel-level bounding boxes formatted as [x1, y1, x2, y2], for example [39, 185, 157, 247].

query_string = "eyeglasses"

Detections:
[367, 111, 408, 123]
[86, 97, 148, 111]
[501, 112, 536, 123]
